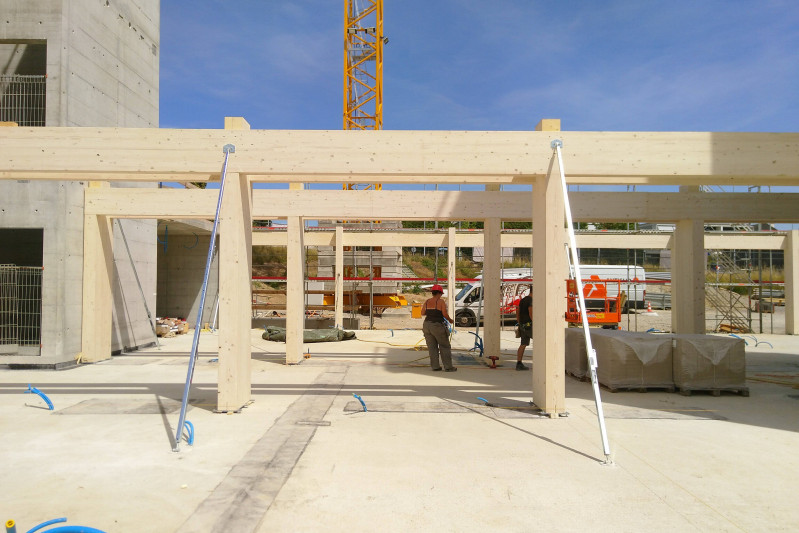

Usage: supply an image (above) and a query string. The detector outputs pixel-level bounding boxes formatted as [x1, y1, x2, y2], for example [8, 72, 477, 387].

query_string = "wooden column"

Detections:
[335, 225, 344, 328]
[532, 163, 567, 416]
[671, 219, 705, 334]
[217, 171, 253, 411]
[785, 230, 799, 335]
[218, 117, 253, 412]
[81, 213, 114, 362]
[447, 226, 456, 324]
[482, 218, 502, 359]
[286, 216, 305, 364]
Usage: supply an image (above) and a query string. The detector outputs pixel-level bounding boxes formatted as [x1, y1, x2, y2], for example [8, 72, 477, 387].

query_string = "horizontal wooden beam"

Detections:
[253, 191, 799, 223]
[578, 192, 799, 224]
[251, 230, 784, 250]
[87, 188, 799, 224]
[3, 128, 799, 185]
[86, 188, 217, 218]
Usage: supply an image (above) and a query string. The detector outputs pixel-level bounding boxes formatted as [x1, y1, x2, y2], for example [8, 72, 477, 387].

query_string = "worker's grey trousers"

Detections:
[423, 320, 453, 370]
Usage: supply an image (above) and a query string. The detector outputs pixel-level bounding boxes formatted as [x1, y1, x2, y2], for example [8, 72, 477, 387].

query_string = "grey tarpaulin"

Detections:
[261, 326, 357, 343]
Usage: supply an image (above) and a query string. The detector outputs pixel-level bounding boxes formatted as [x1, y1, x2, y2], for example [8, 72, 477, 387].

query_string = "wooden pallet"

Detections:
[678, 386, 749, 397]
[603, 384, 677, 394]
[565, 370, 589, 382]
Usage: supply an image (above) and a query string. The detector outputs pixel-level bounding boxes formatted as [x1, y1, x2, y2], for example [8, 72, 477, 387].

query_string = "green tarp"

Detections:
[261, 326, 357, 343]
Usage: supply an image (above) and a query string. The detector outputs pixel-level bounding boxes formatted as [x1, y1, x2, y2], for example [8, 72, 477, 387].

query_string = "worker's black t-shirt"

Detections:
[519, 295, 532, 325]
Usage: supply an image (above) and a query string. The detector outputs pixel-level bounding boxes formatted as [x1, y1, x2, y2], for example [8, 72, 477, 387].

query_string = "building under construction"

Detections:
[2, 2, 799, 532]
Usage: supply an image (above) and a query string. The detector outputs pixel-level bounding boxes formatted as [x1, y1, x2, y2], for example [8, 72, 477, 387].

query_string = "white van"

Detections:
[453, 266, 646, 328]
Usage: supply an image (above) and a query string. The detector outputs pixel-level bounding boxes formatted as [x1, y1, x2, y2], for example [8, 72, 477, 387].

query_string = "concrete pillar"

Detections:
[671, 219, 705, 334]
[447, 226, 456, 324]
[286, 216, 305, 364]
[335, 225, 344, 328]
[532, 167, 567, 416]
[785, 230, 799, 335]
[217, 172, 253, 411]
[482, 218, 502, 359]
[80, 213, 113, 362]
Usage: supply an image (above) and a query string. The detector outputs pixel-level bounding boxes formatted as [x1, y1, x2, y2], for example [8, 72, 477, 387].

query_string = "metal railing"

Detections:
[0, 74, 46, 126]
[0, 265, 43, 355]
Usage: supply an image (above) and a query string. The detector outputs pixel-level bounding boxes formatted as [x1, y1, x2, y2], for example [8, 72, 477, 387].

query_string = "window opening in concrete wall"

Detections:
[0, 42, 47, 126]
[0, 229, 43, 355]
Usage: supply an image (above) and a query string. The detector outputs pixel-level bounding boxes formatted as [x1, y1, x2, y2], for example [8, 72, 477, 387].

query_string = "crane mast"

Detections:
[343, 0, 383, 191]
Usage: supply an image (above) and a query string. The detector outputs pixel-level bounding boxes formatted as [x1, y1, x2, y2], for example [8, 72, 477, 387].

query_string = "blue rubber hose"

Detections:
[35, 527, 107, 533]
[353, 393, 367, 412]
[24, 384, 54, 411]
[183, 420, 195, 446]
[25, 517, 66, 533]
[24, 518, 107, 533]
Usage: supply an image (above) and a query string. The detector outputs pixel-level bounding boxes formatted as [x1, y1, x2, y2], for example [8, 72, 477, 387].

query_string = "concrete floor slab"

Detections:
[1, 329, 798, 532]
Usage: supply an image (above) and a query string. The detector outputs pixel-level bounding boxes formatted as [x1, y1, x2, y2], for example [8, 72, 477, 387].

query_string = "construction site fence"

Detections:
[250, 277, 787, 335]
[0, 74, 46, 127]
[0, 265, 43, 355]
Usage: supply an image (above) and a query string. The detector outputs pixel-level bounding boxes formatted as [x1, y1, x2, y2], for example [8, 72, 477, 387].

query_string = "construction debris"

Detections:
[156, 318, 189, 337]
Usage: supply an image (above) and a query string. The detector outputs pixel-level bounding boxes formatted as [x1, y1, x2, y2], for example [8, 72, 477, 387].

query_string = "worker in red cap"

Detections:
[419, 284, 456, 372]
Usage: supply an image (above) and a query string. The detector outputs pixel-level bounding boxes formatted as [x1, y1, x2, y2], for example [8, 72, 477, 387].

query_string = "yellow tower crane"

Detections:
[343, 0, 384, 191]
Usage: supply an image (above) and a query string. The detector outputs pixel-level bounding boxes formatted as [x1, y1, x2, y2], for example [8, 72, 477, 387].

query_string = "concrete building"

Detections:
[156, 221, 219, 326]
[0, 0, 159, 366]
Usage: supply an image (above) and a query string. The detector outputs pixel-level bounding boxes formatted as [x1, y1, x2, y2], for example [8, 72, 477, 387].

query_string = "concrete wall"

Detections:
[157, 234, 220, 327]
[0, 0, 159, 365]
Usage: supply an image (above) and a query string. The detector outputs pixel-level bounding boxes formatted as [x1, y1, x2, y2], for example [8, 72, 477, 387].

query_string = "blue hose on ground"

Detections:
[353, 393, 367, 412]
[33, 526, 106, 533]
[183, 420, 195, 446]
[23, 517, 107, 533]
[728, 333, 748, 345]
[466, 332, 484, 357]
[24, 384, 54, 410]
[25, 518, 66, 533]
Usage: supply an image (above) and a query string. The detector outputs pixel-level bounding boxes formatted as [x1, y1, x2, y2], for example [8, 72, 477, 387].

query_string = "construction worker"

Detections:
[420, 284, 456, 372]
[515, 288, 532, 370]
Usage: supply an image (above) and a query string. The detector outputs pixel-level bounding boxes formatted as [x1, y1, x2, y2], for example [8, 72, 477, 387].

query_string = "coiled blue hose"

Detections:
[23, 517, 106, 533]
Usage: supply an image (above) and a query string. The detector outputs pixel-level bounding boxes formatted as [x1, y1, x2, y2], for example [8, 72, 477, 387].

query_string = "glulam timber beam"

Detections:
[85, 188, 799, 224]
[482, 219, 502, 359]
[786, 231, 799, 335]
[532, 162, 567, 416]
[2, 128, 799, 185]
[80, 213, 114, 363]
[253, 230, 786, 250]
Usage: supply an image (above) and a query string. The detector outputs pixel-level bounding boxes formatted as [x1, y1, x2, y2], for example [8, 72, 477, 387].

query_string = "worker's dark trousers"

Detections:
[423, 320, 453, 370]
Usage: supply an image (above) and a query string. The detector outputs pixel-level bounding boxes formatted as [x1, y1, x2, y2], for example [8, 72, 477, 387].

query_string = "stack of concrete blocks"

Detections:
[564, 327, 590, 379]
[592, 330, 674, 391]
[0, 1, 159, 366]
[565, 329, 746, 394]
[565, 328, 673, 389]
[673, 334, 746, 393]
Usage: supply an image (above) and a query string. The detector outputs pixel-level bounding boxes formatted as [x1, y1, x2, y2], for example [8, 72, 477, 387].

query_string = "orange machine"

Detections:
[565, 278, 623, 328]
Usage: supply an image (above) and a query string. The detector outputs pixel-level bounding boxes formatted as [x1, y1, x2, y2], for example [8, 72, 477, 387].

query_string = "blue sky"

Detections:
[161, 1, 798, 133]
[159, 0, 799, 220]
